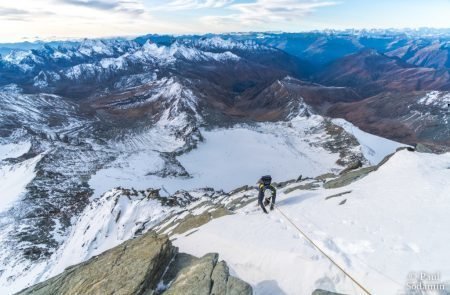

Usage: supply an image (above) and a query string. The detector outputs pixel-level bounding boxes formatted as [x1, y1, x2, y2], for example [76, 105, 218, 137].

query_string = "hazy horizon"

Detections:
[2, 27, 450, 45]
[0, 0, 449, 43]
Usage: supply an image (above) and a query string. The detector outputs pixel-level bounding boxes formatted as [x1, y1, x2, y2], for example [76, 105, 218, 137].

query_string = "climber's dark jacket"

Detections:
[258, 183, 276, 214]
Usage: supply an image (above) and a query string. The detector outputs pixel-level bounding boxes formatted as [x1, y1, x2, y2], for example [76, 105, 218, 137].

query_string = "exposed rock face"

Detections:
[323, 166, 376, 189]
[16, 232, 174, 295]
[283, 182, 320, 194]
[415, 143, 434, 153]
[339, 160, 363, 175]
[160, 253, 252, 295]
[169, 208, 230, 235]
[16, 232, 252, 295]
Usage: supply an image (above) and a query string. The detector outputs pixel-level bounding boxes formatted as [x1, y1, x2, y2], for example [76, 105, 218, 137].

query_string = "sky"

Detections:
[0, 0, 449, 42]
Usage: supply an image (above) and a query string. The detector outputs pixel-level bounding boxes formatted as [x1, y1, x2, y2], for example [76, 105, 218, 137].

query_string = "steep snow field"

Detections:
[332, 119, 406, 165]
[0, 187, 217, 294]
[0, 141, 31, 161]
[174, 150, 450, 295]
[0, 153, 43, 212]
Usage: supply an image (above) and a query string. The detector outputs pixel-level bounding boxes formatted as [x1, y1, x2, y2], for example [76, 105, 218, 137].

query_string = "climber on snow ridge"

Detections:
[257, 175, 276, 214]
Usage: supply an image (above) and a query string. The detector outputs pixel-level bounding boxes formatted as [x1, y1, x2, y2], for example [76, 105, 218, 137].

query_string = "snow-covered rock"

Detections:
[78, 39, 114, 57]
[138, 40, 240, 64]
[99, 55, 128, 70]
[2, 50, 39, 72]
[64, 63, 99, 80]
[33, 71, 61, 88]
[418, 91, 450, 109]
[195, 36, 268, 51]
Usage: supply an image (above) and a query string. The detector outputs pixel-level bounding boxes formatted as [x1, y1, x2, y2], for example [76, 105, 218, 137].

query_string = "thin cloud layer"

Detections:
[58, 0, 118, 10]
[0, 7, 55, 21]
[163, 0, 233, 10]
[204, 0, 338, 25]
[0, 7, 29, 21]
[58, 0, 145, 15]
[0, 7, 29, 15]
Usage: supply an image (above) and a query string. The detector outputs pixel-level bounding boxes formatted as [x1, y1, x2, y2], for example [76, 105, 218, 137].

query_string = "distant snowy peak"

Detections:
[193, 36, 270, 51]
[0, 39, 140, 75]
[61, 58, 128, 81]
[77, 39, 138, 57]
[3, 50, 31, 64]
[139, 41, 176, 64]
[78, 39, 113, 56]
[3, 50, 42, 72]
[140, 40, 240, 64]
[277, 78, 313, 119]
[2, 37, 248, 86]
[106, 76, 200, 117]
[64, 63, 99, 80]
[33, 71, 61, 88]
[99, 56, 128, 70]
[57, 41, 239, 82]
[101, 76, 202, 146]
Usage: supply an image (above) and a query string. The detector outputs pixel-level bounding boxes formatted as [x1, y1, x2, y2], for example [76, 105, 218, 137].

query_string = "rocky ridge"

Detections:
[16, 232, 252, 295]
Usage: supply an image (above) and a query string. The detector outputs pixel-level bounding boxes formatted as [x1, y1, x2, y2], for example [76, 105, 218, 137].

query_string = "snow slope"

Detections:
[41, 189, 181, 280]
[0, 188, 217, 294]
[90, 115, 405, 197]
[177, 120, 339, 191]
[174, 150, 450, 295]
[333, 118, 407, 165]
[89, 116, 344, 196]
[0, 153, 43, 212]
[0, 141, 31, 161]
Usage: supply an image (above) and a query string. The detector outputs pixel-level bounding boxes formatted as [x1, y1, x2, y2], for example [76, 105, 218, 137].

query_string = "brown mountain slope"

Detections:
[327, 91, 450, 151]
[318, 49, 450, 97]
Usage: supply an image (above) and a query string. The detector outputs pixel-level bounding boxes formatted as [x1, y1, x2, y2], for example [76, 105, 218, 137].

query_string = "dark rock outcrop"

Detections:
[323, 166, 376, 189]
[17, 232, 174, 295]
[16, 232, 252, 295]
[160, 253, 252, 295]
[415, 143, 434, 153]
[284, 182, 321, 194]
[339, 160, 363, 175]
